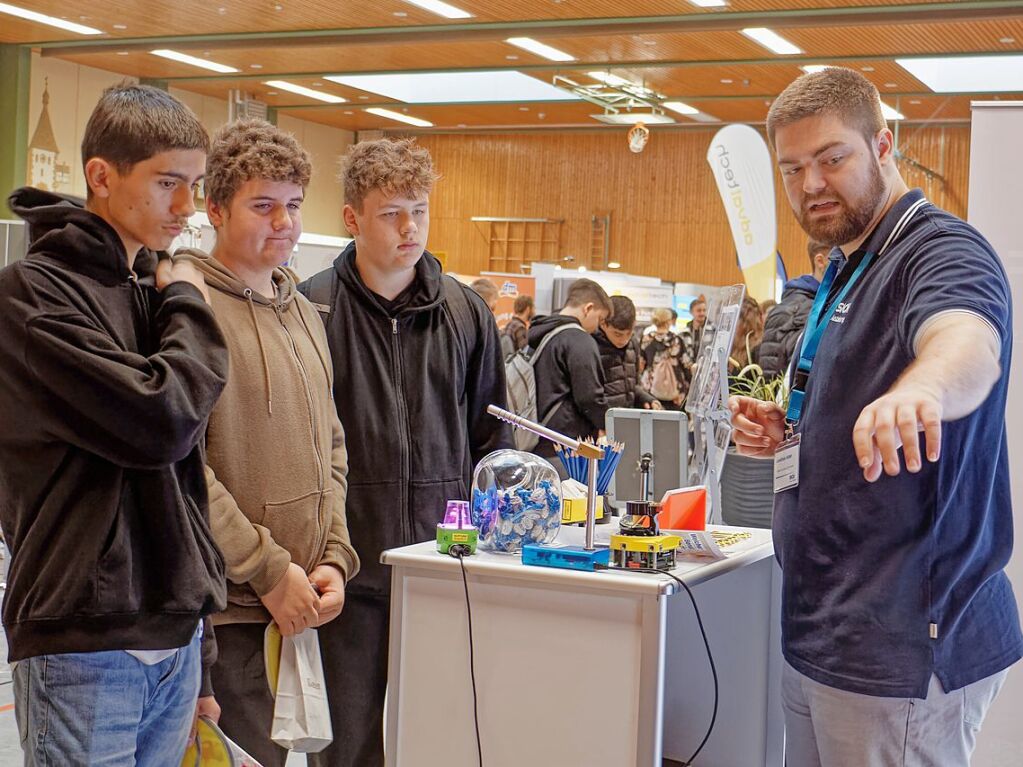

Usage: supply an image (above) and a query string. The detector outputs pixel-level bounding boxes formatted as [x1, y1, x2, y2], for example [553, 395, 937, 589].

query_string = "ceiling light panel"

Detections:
[896, 55, 1023, 92]
[264, 80, 346, 103]
[505, 37, 575, 62]
[403, 0, 472, 18]
[741, 28, 802, 55]
[0, 2, 102, 34]
[663, 101, 699, 115]
[366, 108, 434, 127]
[326, 71, 577, 104]
[688, 0, 728, 6]
[150, 49, 238, 73]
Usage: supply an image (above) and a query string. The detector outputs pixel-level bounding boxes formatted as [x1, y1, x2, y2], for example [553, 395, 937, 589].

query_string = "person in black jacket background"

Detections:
[594, 295, 661, 411]
[0, 85, 228, 766]
[528, 278, 613, 468]
[298, 138, 510, 767]
[759, 240, 828, 378]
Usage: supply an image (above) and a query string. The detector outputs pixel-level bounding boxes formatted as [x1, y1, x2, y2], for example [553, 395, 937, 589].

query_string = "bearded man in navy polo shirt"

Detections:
[729, 67, 1021, 766]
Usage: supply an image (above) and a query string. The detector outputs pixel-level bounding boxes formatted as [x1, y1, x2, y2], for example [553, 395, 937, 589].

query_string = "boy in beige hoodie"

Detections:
[181, 118, 359, 767]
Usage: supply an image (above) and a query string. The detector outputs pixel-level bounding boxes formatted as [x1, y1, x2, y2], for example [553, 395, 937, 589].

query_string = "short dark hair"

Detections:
[565, 278, 613, 315]
[767, 67, 886, 150]
[81, 84, 209, 177]
[807, 239, 829, 267]
[469, 278, 498, 305]
[690, 297, 706, 312]
[513, 294, 534, 314]
[205, 118, 312, 207]
[607, 295, 637, 331]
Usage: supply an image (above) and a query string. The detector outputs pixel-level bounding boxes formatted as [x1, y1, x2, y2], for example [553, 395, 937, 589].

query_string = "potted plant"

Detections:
[719, 350, 789, 529]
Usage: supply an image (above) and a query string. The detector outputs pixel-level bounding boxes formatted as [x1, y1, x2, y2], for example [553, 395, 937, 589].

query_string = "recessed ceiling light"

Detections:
[720, 78, 734, 84]
[458, 123, 467, 127]
[112, 23, 127, 30]
[264, 80, 346, 103]
[403, 0, 472, 18]
[999, 37, 1015, 44]
[344, 110, 353, 114]
[150, 50, 239, 73]
[688, 0, 728, 6]
[217, 6, 226, 14]
[0, 2, 102, 34]
[519, 106, 529, 111]
[644, 40, 657, 45]
[607, 261, 621, 269]
[861, 66, 875, 72]
[116, 51, 129, 56]
[741, 27, 802, 55]
[505, 55, 519, 60]
[266, 91, 278, 96]
[274, 4, 283, 10]
[880, 102, 904, 121]
[393, 11, 408, 17]
[588, 71, 631, 88]
[358, 95, 370, 100]
[801, 65, 832, 74]
[312, 82, 323, 86]
[909, 99, 921, 104]
[327, 71, 577, 104]
[505, 37, 575, 62]
[249, 64, 263, 69]
[366, 107, 433, 127]
[884, 82, 898, 88]
[663, 100, 699, 115]
[897, 55, 1023, 92]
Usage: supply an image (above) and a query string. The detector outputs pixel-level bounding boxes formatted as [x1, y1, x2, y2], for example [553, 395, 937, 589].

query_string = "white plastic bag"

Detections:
[270, 628, 333, 753]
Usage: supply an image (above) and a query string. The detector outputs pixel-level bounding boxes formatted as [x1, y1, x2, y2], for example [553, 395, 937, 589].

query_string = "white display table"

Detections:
[382, 524, 783, 767]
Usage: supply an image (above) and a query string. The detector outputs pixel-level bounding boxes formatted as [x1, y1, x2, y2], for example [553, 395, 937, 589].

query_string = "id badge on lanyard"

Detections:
[774, 251, 877, 493]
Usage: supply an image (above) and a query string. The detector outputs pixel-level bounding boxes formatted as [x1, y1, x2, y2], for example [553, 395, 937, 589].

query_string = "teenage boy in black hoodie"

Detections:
[299, 138, 510, 767]
[0, 85, 229, 766]
[528, 278, 613, 466]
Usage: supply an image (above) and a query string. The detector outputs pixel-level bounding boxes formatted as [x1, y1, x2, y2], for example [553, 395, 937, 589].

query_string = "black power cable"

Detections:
[597, 564, 718, 767]
[451, 546, 483, 767]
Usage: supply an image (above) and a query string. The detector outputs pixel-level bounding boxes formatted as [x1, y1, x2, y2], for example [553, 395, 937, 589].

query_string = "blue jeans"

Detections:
[12, 631, 201, 766]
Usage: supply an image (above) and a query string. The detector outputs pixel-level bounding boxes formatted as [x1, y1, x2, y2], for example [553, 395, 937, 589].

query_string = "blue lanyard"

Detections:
[785, 251, 876, 424]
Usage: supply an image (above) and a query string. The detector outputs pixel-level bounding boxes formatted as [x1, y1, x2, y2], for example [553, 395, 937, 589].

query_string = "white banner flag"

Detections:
[706, 124, 778, 300]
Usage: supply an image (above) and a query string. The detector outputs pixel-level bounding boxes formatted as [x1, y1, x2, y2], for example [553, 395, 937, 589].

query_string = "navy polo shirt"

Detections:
[774, 189, 1022, 698]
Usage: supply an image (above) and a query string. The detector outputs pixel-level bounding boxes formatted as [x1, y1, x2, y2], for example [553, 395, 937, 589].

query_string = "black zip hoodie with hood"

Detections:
[299, 243, 511, 595]
[0, 188, 229, 662]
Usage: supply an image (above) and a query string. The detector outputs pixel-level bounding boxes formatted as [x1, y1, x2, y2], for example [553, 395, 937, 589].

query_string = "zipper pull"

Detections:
[391, 318, 398, 335]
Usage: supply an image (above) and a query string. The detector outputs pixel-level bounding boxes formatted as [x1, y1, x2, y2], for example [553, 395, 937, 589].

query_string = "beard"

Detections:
[797, 161, 887, 247]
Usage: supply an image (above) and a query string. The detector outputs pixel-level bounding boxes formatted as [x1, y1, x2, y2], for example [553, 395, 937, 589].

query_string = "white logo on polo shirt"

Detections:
[831, 302, 852, 324]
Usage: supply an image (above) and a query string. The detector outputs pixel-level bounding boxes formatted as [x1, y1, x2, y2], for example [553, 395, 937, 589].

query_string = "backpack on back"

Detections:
[643, 338, 682, 401]
[504, 323, 582, 451]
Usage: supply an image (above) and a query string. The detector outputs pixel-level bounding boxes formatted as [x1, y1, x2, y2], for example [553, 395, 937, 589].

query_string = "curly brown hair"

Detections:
[341, 138, 438, 211]
[205, 118, 312, 207]
[766, 67, 886, 150]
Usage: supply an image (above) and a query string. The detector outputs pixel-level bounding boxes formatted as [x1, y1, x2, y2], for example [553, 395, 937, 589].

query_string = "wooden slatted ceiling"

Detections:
[0, 0, 984, 44]
[411, 126, 970, 284]
[52, 18, 1023, 83]
[53, 21, 1023, 91]
[273, 93, 979, 132]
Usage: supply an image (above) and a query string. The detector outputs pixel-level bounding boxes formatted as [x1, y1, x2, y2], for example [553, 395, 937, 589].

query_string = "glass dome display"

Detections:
[471, 449, 563, 553]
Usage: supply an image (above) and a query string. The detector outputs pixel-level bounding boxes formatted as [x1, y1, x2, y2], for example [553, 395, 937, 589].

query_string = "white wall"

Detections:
[966, 102, 1023, 767]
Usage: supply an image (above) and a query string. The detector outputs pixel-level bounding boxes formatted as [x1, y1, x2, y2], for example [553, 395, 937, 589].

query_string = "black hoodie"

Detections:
[299, 243, 512, 595]
[527, 314, 609, 460]
[0, 188, 229, 661]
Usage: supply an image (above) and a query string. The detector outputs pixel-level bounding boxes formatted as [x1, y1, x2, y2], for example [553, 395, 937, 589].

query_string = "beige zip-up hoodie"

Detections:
[181, 249, 359, 625]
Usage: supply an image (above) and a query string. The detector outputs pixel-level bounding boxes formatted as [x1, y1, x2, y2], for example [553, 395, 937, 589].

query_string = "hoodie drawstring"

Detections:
[244, 288, 274, 415]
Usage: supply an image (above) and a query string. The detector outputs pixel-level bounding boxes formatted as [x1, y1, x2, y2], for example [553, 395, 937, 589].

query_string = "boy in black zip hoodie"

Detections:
[299, 138, 511, 767]
[0, 85, 229, 766]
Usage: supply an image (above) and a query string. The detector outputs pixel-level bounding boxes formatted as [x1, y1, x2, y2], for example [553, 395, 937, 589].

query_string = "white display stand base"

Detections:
[382, 525, 783, 767]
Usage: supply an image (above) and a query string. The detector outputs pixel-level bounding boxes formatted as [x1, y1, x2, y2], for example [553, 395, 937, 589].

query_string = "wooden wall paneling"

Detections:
[418, 124, 972, 287]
